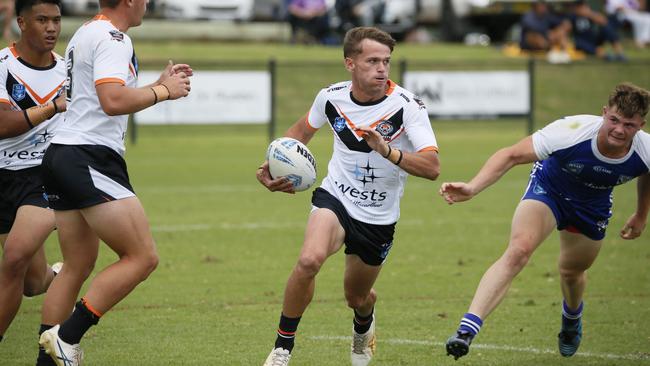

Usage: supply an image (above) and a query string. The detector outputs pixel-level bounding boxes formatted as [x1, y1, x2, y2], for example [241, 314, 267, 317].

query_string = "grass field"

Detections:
[1, 41, 649, 365]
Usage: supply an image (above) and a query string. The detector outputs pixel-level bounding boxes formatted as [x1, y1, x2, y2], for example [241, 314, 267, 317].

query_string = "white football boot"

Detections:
[351, 315, 376, 366]
[39, 325, 83, 366]
[263, 347, 291, 366]
[51, 262, 63, 275]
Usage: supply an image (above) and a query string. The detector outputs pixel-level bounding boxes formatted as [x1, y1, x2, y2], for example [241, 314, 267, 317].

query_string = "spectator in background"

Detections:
[569, 0, 627, 61]
[520, 0, 572, 63]
[606, 0, 650, 48]
[335, 0, 386, 32]
[287, 0, 330, 44]
[0, 0, 14, 40]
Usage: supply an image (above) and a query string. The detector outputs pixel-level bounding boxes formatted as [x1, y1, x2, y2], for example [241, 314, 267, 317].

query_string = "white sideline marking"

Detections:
[308, 335, 649, 361]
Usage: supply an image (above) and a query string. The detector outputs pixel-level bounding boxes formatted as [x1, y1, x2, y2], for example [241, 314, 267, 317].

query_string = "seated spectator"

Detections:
[335, 0, 386, 32]
[520, 0, 572, 62]
[287, 0, 331, 44]
[606, 0, 650, 48]
[569, 0, 627, 61]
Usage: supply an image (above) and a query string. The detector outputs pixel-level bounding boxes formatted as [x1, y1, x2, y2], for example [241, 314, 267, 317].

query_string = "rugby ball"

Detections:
[266, 137, 317, 192]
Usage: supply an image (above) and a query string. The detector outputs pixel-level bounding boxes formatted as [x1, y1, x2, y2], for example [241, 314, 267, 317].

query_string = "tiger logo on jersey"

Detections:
[375, 120, 394, 139]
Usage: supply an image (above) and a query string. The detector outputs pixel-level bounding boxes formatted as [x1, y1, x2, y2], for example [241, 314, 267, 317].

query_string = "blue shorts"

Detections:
[522, 176, 609, 241]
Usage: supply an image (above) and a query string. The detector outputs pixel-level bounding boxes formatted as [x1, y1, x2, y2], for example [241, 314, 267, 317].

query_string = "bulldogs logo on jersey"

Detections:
[333, 116, 346, 132]
[11, 84, 25, 101]
[375, 120, 394, 137]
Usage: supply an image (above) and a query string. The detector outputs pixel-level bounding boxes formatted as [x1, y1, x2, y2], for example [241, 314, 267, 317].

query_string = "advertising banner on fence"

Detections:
[403, 71, 530, 118]
[135, 71, 271, 124]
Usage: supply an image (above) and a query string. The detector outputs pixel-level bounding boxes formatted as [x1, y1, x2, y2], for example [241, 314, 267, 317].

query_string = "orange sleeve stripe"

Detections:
[418, 146, 439, 153]
[95, 78, 125, 86]
[304, 111, 319, 131]
[0, 98, 10, 105]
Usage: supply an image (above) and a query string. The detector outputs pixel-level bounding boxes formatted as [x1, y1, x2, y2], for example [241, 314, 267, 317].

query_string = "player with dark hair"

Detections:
[442, 83, 650, 359]
[36, 0, 192, 365]
[257, 26, 440, 366]
[0, 0, 65, 345]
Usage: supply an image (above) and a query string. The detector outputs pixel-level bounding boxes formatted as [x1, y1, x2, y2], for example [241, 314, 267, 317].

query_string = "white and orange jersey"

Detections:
[0, 45, 65, 170]
[307, 80, 438, 224]
[53, 15, 138, 156]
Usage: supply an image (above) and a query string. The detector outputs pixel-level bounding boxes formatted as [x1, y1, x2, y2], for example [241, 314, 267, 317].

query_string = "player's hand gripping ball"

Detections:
[266, 137, 317, 192]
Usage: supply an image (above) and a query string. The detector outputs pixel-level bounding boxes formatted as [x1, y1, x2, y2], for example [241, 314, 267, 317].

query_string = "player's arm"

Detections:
[256, 113, 317, 194]
[439, 135, 538, 204]
[96, 67, 190, 116]
[355, 125, 440, 180]
[0, 94, 66, 138]
[621, 172, 650, 240]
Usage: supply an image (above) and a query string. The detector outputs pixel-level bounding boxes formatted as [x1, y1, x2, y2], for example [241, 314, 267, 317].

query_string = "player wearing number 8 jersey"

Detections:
[37, 1, 192, 365]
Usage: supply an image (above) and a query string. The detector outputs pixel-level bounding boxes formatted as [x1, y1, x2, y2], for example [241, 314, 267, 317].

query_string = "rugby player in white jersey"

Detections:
[0, 0, 66, 346]
[441, 83, 650, 360]
[257, 27, 441, 366]
[36, 1, 191, 365]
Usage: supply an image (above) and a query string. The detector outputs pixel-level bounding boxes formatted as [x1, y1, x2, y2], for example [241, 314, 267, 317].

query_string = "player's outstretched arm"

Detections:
[0, 94, 66, 138]
[621, 173, 650, 240]
[440, 135, 538, 205]
[355, 126, 440, 180]
[96, 67, 191, 116]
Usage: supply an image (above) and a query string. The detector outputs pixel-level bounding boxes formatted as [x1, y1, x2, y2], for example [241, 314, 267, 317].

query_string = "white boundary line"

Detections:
[308, 335, 649, 361]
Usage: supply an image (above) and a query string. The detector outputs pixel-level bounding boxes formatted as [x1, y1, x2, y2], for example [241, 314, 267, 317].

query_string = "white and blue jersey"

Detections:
[525, 115, 650, 240]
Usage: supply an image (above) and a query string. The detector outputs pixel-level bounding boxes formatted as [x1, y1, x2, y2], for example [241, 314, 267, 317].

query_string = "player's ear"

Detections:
[16, 15, 26, 32]
[344, 57, 354, 72]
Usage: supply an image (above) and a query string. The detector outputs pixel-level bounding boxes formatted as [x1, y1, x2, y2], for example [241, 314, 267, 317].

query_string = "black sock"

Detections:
[274, 314, 301, 352]
[58, 299, 101, 345]
[36, 324, 56, 366]
[353, 308, 374, 334]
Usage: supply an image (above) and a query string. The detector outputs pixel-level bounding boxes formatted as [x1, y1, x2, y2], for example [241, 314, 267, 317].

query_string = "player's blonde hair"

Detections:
[343, 27, 395, 58]
[608, 83, 649, 118]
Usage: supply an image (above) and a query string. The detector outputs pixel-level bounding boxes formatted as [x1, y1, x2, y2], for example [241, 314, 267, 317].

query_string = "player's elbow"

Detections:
[101, 102, 122, 116]
[425, 165, 440, 181]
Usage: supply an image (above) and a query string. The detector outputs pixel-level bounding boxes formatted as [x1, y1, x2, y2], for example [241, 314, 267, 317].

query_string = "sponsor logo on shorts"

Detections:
[379, 240, 394, 259]
[533, 182, 547, 195]
[45, 193, 59, 202]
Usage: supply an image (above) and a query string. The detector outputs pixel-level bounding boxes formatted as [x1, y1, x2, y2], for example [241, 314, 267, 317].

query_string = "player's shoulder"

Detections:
[77, 18, 131, 44]
[547, 114, 601, 132]
[391, 82, 427, 111]
[0, 47, 12, 68]
[323, 80, 351, 95]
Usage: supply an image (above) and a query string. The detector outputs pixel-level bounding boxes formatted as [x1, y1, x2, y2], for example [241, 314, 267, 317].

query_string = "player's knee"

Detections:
[345, 290, 375, 310]
[295, 254, 324, 278]
[1, 249, 31, 275]
[558, 266, 585, 282]
[139, 252, 159, 280]
[22, 279, 44, 297]
[503, 244, 534, 270]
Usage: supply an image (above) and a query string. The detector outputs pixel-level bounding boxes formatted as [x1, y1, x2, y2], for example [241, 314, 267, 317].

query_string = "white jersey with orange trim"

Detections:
[0, 46, 65, 170]
[53, 15, 138, 156]
[307, 80, 438, 224]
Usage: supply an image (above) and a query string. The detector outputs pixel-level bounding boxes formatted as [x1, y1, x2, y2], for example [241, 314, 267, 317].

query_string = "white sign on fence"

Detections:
[135, 71, 271, 124]
[403, 71, 530, 117]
